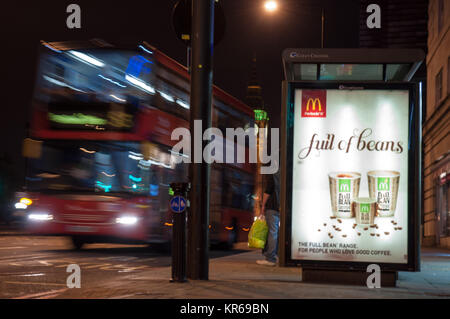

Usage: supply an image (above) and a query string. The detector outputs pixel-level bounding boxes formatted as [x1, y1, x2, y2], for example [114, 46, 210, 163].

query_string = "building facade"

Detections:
[359, 0, 428, 84]
[423, 0, 450, 248]
[359, 0, 428, 50]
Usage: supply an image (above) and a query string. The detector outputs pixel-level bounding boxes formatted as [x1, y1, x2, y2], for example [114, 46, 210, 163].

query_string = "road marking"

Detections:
[0, 254, 52, 263]
[4, 281, 66, 287]
[0, 272, 44, 276]
[84, 263, 112, 269]
[38, 261, 53, 266]
[44, 259, 80, 265]
[54, 262, 97, 268]
[99, 264, 126, 270]
[54, 262, 90, 267]
[8, 263, 22, 266]
[37, 292, 67, 299]
[118, 265, 149, 272]
[13, 288, 68, 299]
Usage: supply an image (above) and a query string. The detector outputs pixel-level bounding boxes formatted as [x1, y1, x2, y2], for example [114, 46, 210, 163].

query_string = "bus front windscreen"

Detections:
[26, 140, 164, 195]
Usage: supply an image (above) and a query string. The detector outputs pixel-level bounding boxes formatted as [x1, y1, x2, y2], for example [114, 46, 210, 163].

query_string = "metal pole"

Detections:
[278, 81, 288, 267]
[321, 8, 324, 49]
[187, 46, 191, 74]
[170, 182, 189, 283]
[187, 0, 214, 280]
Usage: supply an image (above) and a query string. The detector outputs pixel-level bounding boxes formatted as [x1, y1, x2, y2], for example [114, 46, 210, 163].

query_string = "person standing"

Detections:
[256, 169, 280, 266]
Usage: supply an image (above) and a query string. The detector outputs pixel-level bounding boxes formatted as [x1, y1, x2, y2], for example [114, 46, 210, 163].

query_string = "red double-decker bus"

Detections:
[21, 40, 255, 250]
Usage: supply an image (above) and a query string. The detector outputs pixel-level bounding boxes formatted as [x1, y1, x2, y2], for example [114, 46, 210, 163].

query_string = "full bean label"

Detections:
[338, 179, 351, 212]
[360, 203, 371, 223]
[377, 177, 391, 211]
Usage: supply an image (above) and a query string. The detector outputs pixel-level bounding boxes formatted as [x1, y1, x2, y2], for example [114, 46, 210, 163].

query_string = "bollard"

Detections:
[169, 182, 190, 283]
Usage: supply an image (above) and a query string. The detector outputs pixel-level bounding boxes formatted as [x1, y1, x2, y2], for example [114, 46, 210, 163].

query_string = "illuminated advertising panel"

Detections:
[284, 83, 420, 270]
[47, 102, 137, 131]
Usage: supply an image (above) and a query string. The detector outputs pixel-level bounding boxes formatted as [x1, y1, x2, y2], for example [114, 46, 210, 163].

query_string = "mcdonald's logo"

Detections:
[306, 98, 322, 112]
[360, 203, 370, 213]
[301, 90, 326, 117]
[377, 177, 390, 191]
[339, 179, 351, 193]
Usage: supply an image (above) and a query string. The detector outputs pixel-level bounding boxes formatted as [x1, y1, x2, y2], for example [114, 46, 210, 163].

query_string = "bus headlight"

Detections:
[28, 213, 53, 221]
[16, 197, 33, 209]
[15, 202, 28, 209]
[116, 216, 138, 225]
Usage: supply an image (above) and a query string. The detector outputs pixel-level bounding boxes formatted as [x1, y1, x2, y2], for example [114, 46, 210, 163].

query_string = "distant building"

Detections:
[359, 0, 428, 79]
[358, 0, 450, 248]
[245, 55, 264, 111]
[359, 0, 428, 50]
[423, 0, 450, 248]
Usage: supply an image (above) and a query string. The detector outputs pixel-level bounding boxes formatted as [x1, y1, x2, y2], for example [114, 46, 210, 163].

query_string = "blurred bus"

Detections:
[21, 40, 255, 250]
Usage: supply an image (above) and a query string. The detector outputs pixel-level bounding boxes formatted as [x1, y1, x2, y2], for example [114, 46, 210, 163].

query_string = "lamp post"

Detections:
[321, 7, 324, 49]
[187, 0, 215, 281]
[253, 109, 268, 219]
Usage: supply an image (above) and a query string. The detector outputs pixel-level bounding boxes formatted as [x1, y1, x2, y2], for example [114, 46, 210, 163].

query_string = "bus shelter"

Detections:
[279, 48, 425, 286]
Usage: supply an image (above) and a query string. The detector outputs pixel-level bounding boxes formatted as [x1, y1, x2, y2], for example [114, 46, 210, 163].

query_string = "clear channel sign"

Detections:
[282, 82, 421, 271]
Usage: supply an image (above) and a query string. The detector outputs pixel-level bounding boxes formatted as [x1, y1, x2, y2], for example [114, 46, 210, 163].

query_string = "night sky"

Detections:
[0, 0, 360, 183]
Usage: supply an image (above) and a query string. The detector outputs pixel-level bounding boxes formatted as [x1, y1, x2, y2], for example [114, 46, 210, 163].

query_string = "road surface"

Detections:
[0, 228, 243, 299]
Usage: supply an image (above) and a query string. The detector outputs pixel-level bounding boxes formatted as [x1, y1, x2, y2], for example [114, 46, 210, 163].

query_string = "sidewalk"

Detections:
[56, 244, 450, 299]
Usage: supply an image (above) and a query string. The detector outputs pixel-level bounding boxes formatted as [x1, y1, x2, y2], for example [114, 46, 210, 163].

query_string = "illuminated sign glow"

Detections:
[290, 88, 410, 264]
[68, 50, 105, 67]
[254, 109, 268, 121]
[96, 181, 112, 192]
[129, 175, 142, 182]
[126, 55, 152, 77]
[49, 113, 107, 125]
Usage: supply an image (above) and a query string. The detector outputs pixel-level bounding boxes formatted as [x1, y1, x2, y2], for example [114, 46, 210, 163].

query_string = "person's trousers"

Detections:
[262, 209, 280, 263]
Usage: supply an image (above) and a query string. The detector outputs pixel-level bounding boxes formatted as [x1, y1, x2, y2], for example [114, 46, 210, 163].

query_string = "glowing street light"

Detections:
[264, 0, 278, 12]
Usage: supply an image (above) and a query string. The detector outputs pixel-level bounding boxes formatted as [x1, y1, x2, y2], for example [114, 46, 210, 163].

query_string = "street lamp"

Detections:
[263, 1, 324, 48]
[264, 0, 278, 12]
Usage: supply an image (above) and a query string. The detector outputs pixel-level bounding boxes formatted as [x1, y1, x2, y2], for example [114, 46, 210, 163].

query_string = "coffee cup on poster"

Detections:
[352, 197, 377, 225]
[367, 170, 400, 217]
[328, 172, 361, 218]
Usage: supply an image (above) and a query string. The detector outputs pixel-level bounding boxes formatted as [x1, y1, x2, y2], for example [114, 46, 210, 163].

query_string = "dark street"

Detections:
[0, 227, 246, 299]
[0, 0, 448, 307]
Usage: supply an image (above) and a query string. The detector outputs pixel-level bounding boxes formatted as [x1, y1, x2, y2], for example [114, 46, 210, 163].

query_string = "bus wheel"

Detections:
[71, 236, 85, 250]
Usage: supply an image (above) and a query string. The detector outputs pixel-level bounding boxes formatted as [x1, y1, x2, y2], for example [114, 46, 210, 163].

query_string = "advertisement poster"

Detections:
[291, 88, 409, 264]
